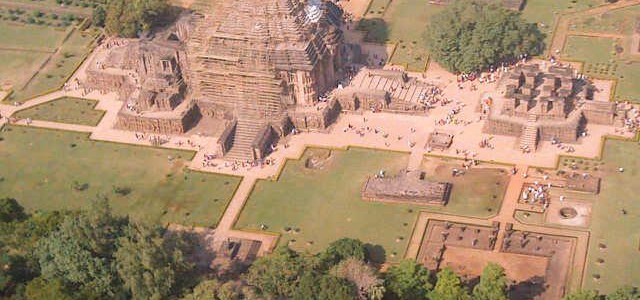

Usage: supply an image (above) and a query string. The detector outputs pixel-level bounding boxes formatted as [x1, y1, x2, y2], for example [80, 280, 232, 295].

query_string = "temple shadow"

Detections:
[356, 17, 389, 44]
[364, 243, 387, 265]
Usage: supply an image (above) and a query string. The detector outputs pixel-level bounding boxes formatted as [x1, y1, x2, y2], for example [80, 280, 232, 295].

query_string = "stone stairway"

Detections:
[519, 114, 538, 151]
[224, 118, 266, 161]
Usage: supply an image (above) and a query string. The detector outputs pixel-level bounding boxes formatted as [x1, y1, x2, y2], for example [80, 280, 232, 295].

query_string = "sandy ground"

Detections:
[441, 246, 549, 282]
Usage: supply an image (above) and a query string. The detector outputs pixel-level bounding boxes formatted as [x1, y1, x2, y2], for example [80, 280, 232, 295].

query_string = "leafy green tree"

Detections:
[564, 290, 600, 300]
[37, 198, 126, 297]
[425, 0, 544, 73]
[245, 246, 309, 298]
[320, 237, 368, 268]
[472, 263, 509, 300]
[92, 5, 106, 27]
[384, 259, 432, 300]
[428, 268, 470, 300]
[24, 277, 73, 300]
[294, 272, 355, 300]
[115, 223, 191, 300]
[606, 286, 639, 300]
[181, 279, 221, 300]
[104, 0, 168, 37]
[0, 198, 27, 223]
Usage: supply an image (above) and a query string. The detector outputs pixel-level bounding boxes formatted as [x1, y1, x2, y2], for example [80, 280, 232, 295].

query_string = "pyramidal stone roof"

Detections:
[186, 0, 343, 117]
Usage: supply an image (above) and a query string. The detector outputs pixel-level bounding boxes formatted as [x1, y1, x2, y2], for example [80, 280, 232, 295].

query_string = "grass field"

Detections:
[0, 50, 50, 88]
[0, 22, 67, 51]
[563, 35, 617, 64]
[357, 0, 443, 71]
[9, 29, 94, 102]
[520, 0, 601, 49]
[568, 5, 640, 36]
[235, 148, 507, 262]
[581, 139, 640, 292]
[0, 126, 240, 227]
[14, 97, 105, 126]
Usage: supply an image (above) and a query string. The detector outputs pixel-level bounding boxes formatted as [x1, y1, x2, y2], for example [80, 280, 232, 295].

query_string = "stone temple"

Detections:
[482, 64, 626, 151]
[86, 0, 353, 160]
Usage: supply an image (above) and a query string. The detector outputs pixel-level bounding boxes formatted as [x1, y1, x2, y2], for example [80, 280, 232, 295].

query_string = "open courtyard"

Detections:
[0, 0, 639, 298]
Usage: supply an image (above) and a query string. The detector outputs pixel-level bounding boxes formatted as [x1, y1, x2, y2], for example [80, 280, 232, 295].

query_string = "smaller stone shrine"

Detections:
[362, 169, 451, 205]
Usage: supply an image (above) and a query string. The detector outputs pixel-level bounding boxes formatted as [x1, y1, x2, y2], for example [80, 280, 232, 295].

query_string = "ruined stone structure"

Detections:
[362, 170, 452, 205]
[87, 0, 353, 160]
[483, 64, 622, 151]
[426, 130, 454, 151]
[86, 16, 200, 134]
[187, 0, 348, 160]
[418, 220, 500, 270]
[566, 173, 601, 194]
[335, 68, 441, 114]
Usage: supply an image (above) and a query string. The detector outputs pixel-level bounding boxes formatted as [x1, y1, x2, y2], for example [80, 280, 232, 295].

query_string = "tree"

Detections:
[294, 272, 355, 300]
[36, 198, 126, 297]
[564, 290, 600, 300]
[332, 257, 384, 300]
[320, 238, 368, 268]
[92, 5, 106, 27]
[104, 0, 168, 37]
[181, 279, 221, 300]
[429, 268, 471, 300]
[472, 263, 509, 300]
[115, 223, 191, 300]
[384, 259, 432, 300]
[245, 246, 308, 298]
[0, 198, 27, 223]
[606, 286, 639, 300]
[24, 277, 73, 300]
[425, 0, 544, 73]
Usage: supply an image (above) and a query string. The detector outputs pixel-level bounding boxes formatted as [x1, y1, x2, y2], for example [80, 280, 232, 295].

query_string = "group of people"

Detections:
[521, 181, 551, 210]
[343, 118, 418, 149]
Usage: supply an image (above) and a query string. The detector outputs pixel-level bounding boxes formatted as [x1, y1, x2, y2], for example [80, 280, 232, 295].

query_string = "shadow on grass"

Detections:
[357, 18, 390, 44]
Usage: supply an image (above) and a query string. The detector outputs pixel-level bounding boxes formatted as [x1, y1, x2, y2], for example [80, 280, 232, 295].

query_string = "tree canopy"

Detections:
[104, 0, 169, 37]
[0, 198, 27, 223]
[384, 259, 432, 300]
[429, 267, 471, 300]
[472, 263, 509, 300]
[425, 0, 544, 73]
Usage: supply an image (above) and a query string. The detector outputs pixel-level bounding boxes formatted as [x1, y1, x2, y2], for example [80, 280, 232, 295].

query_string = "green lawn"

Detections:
[568, 5, 640, 36]
[363, 0, 391, 19]
[562, 35, 617, 64]
[235, 148, 507, 262]
[14, 97, 105, 126]
[581, 139, 640, 292]
[8, 29, 94, 102]
[613, 62, 640, 102]
[0, 50, 50, 88]
[0, 126, 240, 227]
[0, 22, 67, 51]
[520, 0, 601, 50]
[357, 0, 443, 71]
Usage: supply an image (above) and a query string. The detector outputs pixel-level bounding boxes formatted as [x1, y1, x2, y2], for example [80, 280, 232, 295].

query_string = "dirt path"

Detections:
[548, 0, 640, 56]
[213, 176, 279, 255]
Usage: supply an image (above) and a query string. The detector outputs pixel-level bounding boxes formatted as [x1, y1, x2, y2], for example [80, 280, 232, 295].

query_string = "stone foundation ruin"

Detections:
[335, 68, 443, 114]
[362, 169, 451, 205]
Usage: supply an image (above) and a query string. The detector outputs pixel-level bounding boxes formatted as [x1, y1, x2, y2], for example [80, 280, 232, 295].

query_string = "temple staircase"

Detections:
[224, 118, 266, 161]
[519, 114, 539, 151]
